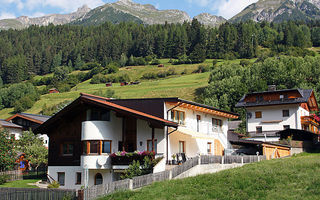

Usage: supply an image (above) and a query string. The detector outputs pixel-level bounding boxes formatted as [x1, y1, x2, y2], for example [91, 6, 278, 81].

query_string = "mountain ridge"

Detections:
[230, 0, 320, 23]
[0, 0, 225, 30]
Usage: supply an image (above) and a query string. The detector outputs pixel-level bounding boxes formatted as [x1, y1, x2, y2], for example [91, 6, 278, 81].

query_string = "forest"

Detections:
[0, 19, 319, 85]
[0, 19, 319, 115]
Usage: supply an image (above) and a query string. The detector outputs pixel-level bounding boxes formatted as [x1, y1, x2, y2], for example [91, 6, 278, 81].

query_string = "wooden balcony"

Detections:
[301, 116, 320, 134]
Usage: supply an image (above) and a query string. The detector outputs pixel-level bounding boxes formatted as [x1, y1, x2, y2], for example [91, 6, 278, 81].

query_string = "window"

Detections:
[256, 96, 263, 102]
[256, 126, 262, 134]
[207, 142, 212, 154]
[83, 140, 112, 155]
[171, 110, 185, 125]
[212, 118, 222, 132]
[61, 143, 74, 156]
[179, 141, 185, 153]
[147, 140, 157, 153]
[255, 111, 262, 119]
[283, 125, 290, 130]
[95, 173, 103, 185]
[197, 115, 201, 132]
[102, 141, 112, 154]
[76, 172, 81, 185]
[283, 110, 289, 117]
[89, 141, 99, 154]
[89, 109, 110, 121]
[58, 172, 65, 186]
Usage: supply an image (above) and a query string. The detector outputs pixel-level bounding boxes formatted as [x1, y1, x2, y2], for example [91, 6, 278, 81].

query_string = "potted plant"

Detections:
[171, 154, 177, 165]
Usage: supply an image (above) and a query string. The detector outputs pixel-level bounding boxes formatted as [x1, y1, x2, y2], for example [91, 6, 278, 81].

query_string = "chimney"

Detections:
[268, 85, 276, 92]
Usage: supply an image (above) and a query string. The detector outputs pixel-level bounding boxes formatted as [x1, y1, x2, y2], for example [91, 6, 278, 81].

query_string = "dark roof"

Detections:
[6, 113, 50, 124]
[236, 89, 313, 108]
[110, 97, 239, 118]
[228, 120, 242, 130]
[19, 113, 50, 122]
[277, 128, 316, 141]
[230, 139, 291, 148]
[0, 119, 23, 129]
[35, 93, 178, 134]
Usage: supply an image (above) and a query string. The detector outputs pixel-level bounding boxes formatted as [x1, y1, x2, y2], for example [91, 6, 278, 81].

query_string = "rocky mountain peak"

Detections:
[77, 5, 91, 13]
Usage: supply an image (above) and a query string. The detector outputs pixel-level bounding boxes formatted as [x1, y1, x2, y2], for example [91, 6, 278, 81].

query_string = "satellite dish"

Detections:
[97, 156, 107, 166]
[247, 112, 252, 119]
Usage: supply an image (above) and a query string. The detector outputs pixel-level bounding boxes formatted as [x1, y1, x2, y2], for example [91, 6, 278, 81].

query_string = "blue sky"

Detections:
[0, 0, 258, 20]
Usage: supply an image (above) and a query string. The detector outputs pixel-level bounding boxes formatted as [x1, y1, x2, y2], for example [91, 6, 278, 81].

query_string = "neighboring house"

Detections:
[236, 86, 319, 142]
[5, 113, 51, 147]
[49, 88, 60, 94]
[0, 119, 23, 139]
[35, 93, 238, 189]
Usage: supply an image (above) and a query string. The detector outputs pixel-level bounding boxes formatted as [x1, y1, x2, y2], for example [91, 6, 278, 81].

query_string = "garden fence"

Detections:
[80, 155, 265, 200]
[0, 188, 77, 200]
[0, 170, 22, 182]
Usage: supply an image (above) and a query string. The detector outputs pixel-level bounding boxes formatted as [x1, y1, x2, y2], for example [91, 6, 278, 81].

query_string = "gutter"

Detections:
[166, 102, 183, 164]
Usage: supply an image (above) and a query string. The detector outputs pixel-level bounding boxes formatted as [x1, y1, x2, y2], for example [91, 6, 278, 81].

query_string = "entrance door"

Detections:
[124, 117, 137, 152]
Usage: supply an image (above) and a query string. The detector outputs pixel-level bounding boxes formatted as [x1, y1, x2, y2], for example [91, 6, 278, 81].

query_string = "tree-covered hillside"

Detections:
[0, 20, 319, 85]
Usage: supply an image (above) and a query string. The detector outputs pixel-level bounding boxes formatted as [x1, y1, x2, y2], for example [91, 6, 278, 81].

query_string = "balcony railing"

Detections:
[301, 116, 320, 134]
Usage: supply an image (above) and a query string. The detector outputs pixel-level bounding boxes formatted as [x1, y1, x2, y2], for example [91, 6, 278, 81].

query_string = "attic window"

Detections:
[88, 109, 110, 121]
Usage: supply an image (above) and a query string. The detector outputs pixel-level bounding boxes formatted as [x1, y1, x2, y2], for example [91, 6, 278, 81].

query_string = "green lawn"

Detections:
[0, 179, 40, 188]
[100, 153, 320, 200]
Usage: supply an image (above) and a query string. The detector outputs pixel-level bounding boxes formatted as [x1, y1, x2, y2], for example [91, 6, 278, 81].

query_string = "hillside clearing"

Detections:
[100, 153, 320, 200]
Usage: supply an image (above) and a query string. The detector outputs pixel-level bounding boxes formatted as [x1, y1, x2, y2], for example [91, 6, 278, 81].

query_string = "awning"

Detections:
[171, 127, 215, 140]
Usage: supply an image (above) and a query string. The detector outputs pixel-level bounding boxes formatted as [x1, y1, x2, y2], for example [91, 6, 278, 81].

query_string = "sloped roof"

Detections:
[35, 93, 178, 134]
[236, 89, 315, 108]
[6, 113, 50, 124]
[0, 119, 23, 129]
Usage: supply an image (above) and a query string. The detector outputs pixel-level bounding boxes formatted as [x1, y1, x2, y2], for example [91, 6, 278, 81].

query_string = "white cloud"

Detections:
[187, 0, 212, 7]
[0, 0, 24, 9]
[27, 0, 105, 12]
[30, 11, 45, 18]
[0, 12, 16, 19]
[216, 0, 258, 19]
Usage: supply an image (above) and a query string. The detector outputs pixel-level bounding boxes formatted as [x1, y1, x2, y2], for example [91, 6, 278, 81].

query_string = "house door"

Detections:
[124, 117, 137, 152]
[214, 139, 224, 156]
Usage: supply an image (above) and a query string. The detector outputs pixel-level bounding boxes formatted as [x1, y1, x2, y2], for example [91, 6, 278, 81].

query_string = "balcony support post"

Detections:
[152, 127, 155, 152]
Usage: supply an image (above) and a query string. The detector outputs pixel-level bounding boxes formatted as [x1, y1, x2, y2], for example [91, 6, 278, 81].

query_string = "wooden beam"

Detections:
[152, 127, 155, 152]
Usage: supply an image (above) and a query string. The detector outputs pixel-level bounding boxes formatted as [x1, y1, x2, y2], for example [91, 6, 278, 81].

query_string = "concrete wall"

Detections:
[247, 105, 302, 133]
[174, 163, 244, 179]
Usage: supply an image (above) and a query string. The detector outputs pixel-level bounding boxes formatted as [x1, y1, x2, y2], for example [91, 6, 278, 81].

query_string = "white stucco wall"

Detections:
[4, 127, 23, 139]
[81, 155, 112, 169]
[48, 166, 114, 190]
[48, 166, 83, 190]
[136, 119, 165, 155]
[246, 105, 303, 133]
[165, 103, 230, 157]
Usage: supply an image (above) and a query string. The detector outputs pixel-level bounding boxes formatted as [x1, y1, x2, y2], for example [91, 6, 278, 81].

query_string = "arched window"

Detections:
[95, 173, 103, 185]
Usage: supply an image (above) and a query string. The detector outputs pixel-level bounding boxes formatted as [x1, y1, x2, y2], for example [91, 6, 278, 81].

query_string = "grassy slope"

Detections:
[0, 59, 254, 119]
[0, 179, 40, 188]
[100, 153, 320, 200]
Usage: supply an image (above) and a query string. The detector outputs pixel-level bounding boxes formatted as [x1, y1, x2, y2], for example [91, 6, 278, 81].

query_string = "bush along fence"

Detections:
[80, 155, 265, 200]
[0, 170, 23, 182]
[0, 188, 77, 200]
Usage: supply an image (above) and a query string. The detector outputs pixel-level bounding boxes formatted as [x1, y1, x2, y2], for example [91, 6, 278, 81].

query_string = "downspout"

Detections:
[166, 102, 183, 164]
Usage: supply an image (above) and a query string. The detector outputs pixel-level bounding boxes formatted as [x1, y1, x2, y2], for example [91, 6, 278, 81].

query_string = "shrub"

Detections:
[90, 74, 107, 84]
[0, 174, 9, 185]
[240, 59, 251, 66]
[150, 59, 160, 65]
[120, 160, 142, 180]
[47, 181, 60, 188]
[212, 59, 218, 67]
[14, 96, 35, 113]
[193, 65, 211, 73]
[80, 62, 101, 71]
[142, 73, 157, 80]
